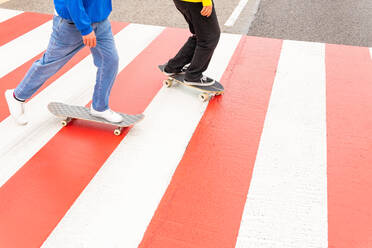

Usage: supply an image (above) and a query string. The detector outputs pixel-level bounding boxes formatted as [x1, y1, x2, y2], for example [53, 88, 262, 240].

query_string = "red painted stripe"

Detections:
[0, 12, 51, 46]
[139, 36, 283, 248]
[0, 22, 127, 121]
[326, 45, 372, 248]
[0, 27, 189, 248]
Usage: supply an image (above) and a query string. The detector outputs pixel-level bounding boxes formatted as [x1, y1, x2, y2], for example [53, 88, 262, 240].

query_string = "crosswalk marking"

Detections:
[0, 20, 52, 78]
[0, 8, 22, 23]
[0, 8, 371, 248]
[0, 24, 163, 188]
[235, 40, 328, 248]
[41, 33, 241, 248]
[139, 36, 283, 248]
[0, 24, 167, 248]
[326, 44, 372, 248]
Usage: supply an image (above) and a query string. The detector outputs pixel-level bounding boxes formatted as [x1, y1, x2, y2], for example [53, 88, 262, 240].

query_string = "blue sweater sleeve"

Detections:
[64, 0, 93, 36]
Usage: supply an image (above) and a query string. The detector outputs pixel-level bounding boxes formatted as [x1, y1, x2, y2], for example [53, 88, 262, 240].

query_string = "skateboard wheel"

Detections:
[199, 93, 210, 102]
[163, 79, 173, 88]
[114, 127, 123, 136]
[61, 117, 72, 126]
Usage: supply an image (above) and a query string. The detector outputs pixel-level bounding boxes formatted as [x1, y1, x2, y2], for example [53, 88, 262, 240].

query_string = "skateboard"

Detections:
[48, 102, 144, 136]
[158, 65, 224, 102]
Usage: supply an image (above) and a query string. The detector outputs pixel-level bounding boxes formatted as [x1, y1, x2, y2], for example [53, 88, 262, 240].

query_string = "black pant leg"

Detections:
[166, 35, 197, 72]
[185, 2, 221, 81]
[166, 1, 197, 72]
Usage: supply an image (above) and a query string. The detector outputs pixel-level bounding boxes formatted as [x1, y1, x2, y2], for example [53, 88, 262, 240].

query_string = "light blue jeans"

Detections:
[14, 15, 119, 111]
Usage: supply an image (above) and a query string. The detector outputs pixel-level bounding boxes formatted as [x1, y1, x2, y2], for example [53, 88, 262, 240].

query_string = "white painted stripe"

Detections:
[0, 8, 23, 23]
[0, 24, 164, 187]
[0, 1, 10, 5]
[369, 47, 372, 60]
[225, 0, 249, 27]
[41, 33, 242, 248]
[235, 40, 328, 248]
[0, 21, 52, 78]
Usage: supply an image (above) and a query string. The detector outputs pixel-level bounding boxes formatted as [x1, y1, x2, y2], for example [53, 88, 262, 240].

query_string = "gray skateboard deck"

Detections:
[158, 64, 224, 101]
[48, 102, 144, 136]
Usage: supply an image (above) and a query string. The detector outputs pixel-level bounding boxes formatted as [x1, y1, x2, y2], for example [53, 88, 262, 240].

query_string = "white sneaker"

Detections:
[4, 89, 28, 125]
[90, 107, 123, 123]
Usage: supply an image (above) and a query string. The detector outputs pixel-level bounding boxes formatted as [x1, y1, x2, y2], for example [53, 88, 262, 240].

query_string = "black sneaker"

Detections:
[184, 75, 216, 87]
[161, 63, 185, 76]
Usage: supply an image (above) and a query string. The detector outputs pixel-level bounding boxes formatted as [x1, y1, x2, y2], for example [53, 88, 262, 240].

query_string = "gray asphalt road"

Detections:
[0, 0, 256, 34]
[1, 0, 371, 47]
[248, 0, 372, 47]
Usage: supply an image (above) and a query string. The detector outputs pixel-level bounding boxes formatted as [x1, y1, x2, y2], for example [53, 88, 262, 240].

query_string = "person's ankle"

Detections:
[13, 92, 25, 102]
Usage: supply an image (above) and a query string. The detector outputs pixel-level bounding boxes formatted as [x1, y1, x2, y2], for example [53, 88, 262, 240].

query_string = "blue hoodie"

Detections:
[54, 0, 112, 36]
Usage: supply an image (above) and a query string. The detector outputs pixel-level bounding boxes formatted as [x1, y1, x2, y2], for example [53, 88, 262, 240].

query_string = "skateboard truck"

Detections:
[163, 77, 223, 102]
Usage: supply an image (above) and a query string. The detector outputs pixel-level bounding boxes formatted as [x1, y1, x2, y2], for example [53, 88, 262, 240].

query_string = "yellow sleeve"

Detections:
[202, 0, 212, 6]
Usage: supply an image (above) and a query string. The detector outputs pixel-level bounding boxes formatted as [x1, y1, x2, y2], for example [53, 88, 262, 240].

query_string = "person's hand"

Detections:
[201, 5, 213, 17]
[83, 31, 96, 48]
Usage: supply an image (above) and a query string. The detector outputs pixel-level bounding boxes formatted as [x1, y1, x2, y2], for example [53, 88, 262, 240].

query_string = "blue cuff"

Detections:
[80, 26, 93, 36]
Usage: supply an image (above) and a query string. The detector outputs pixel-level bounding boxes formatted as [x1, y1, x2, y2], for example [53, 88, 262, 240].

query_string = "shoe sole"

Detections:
[183, 81, 216, 87]
[90, 114, 123, 123]
[90, 110, 124, 123]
